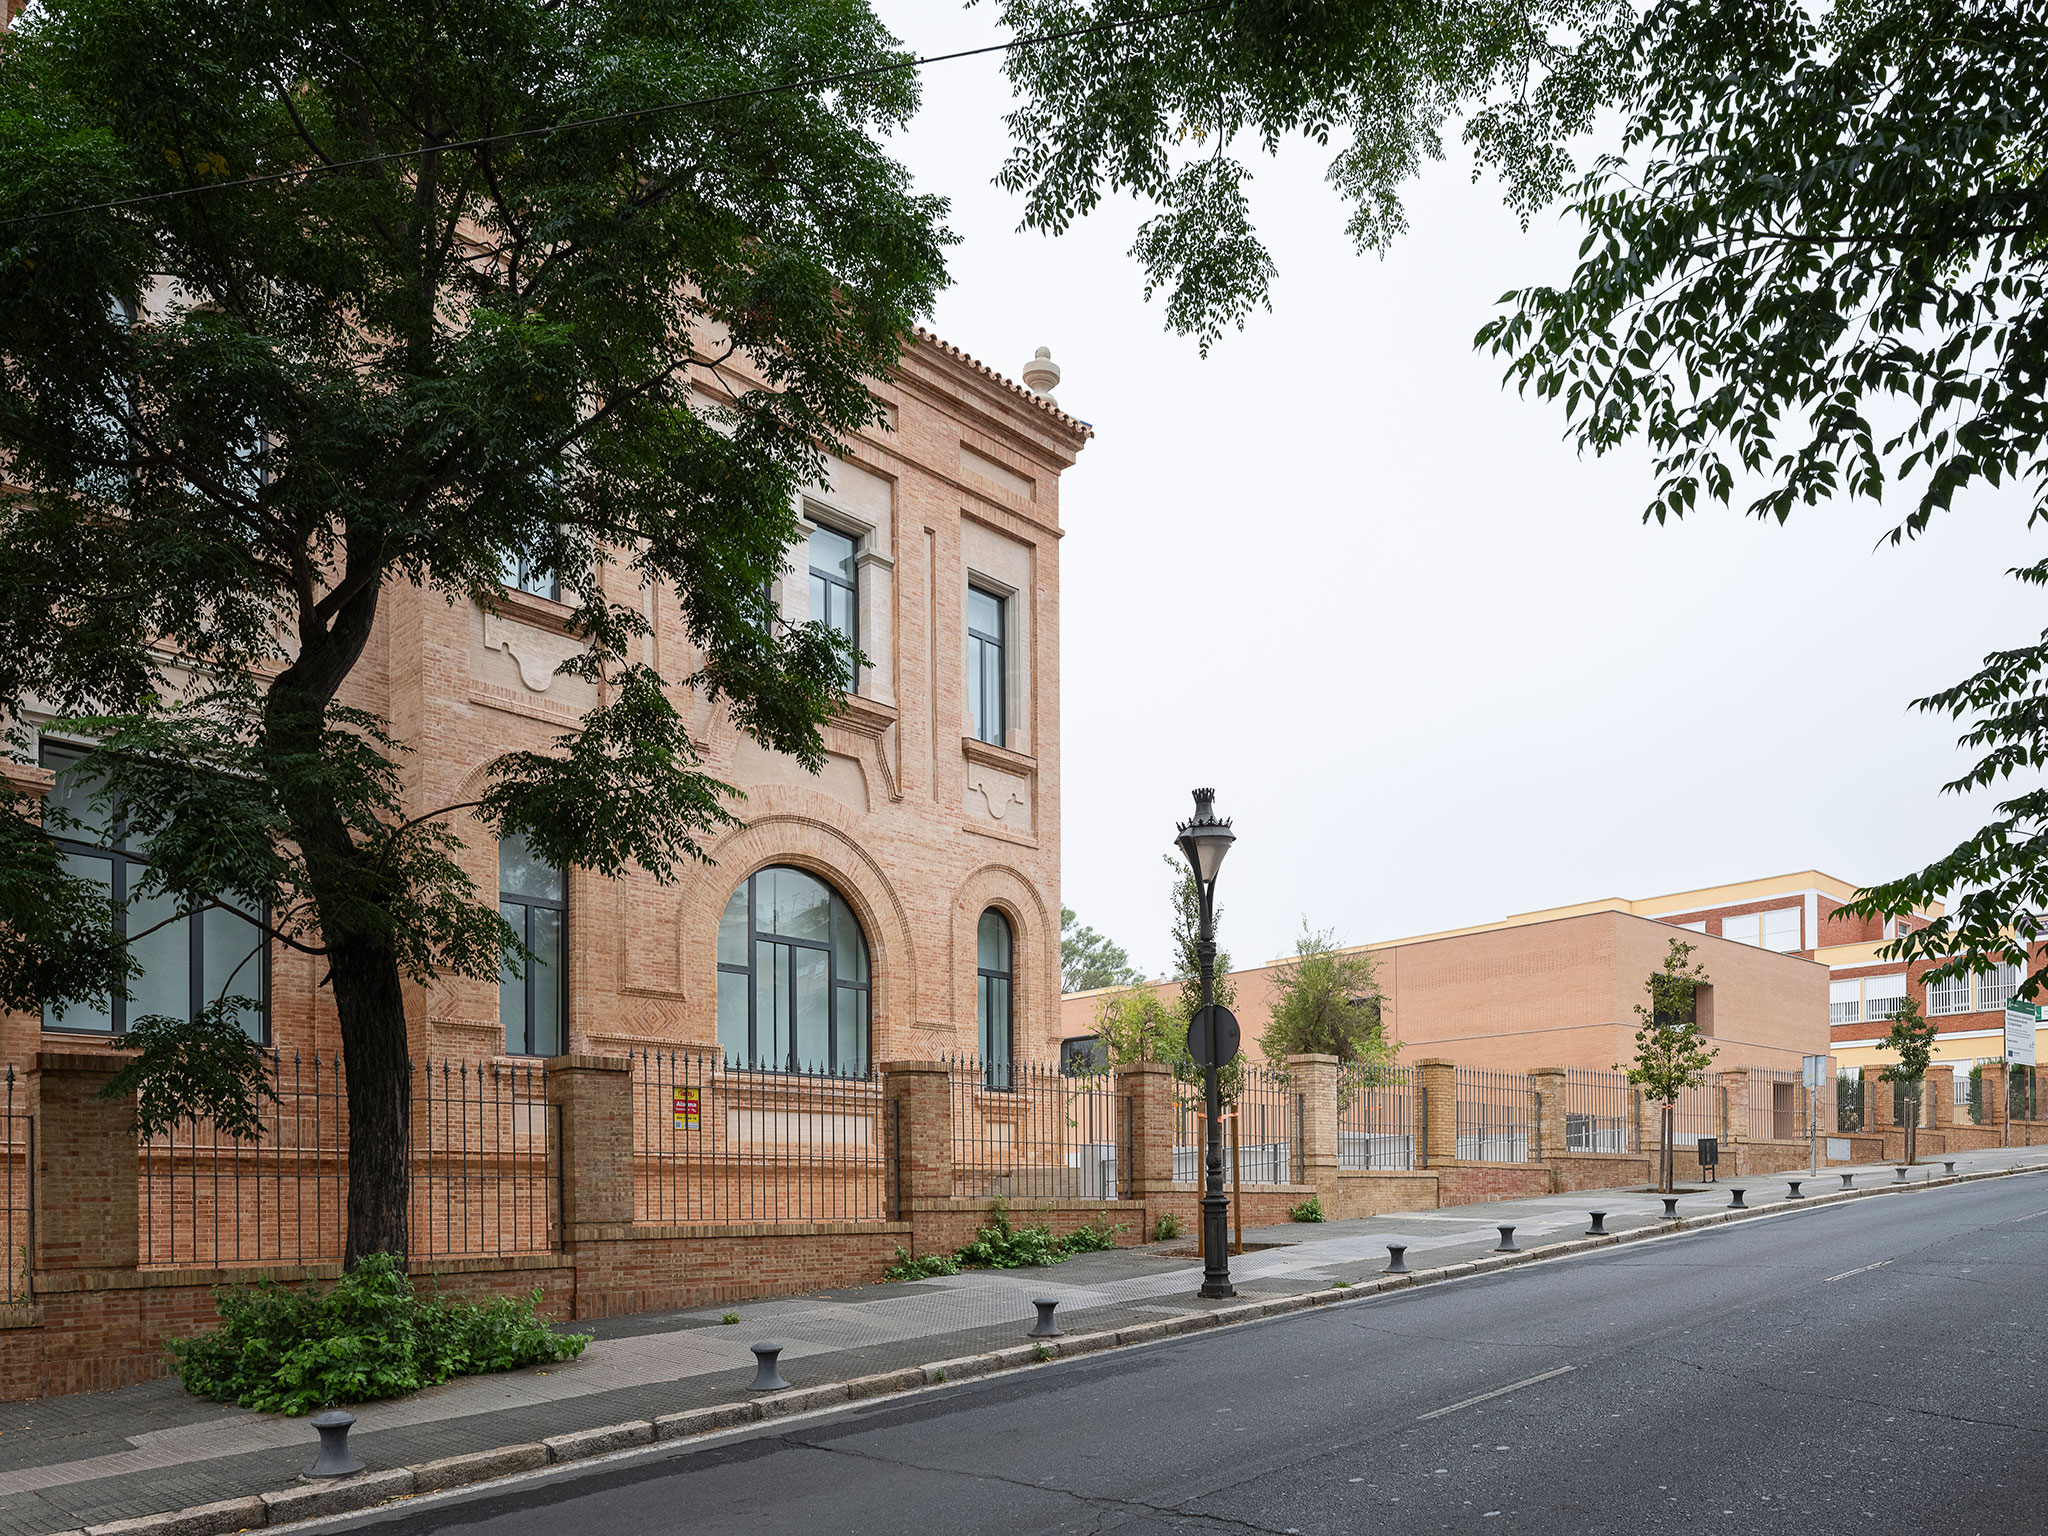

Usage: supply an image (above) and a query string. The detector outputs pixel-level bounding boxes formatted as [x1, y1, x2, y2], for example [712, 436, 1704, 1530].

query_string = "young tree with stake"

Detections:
[1619, 938, 1717, 1194]
[1876, 998, 1939, 1167]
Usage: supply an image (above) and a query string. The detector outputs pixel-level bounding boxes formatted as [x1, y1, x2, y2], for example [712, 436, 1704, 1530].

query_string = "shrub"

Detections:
[882, 1246, 962, 1282]
[1152, 1212, 1184, 1242]
[169, 1253, 588, 1416]
[1289, 1196, 1326, 1223]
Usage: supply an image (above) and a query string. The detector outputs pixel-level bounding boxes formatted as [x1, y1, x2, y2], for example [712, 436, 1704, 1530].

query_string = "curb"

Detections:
[55, 1158, 2046, 1536]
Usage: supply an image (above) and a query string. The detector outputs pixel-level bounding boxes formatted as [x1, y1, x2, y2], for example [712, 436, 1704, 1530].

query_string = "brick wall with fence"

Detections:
[0, 1044, 1965, 1401]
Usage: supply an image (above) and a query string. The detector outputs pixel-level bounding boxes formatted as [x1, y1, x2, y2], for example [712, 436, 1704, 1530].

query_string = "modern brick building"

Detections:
[6, 330, 1091, 1078]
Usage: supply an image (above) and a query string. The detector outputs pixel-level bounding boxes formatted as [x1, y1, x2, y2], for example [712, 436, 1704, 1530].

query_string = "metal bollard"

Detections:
[1662, 1196, 1680, 1218]
[1840, 1173, 1855, 1189]
[1894, 1166, 1909, 1183]
[307, 1411, 364, 1479]
[748, 1340, 791, 1393]
[1384, 1244, 1409, 1274]
[1944, 1160, 1956, 1175]
[1494, 1225, 1519, 1253]
[1028, 1297, 1063, 1339]
[1729, 1188, 1747, 1209]
[1786, 1181, 1803, 1200]
[1585, 1211, 1608, 1236]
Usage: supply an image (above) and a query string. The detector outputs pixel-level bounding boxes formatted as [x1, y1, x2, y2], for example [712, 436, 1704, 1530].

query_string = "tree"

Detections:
[0, 0, 949, 1263]
[1469, 0, 2048, 984]
[1084, 983, 1182, 1071]
[983, 0, 1621, 352]
[1061, 904, 1144, 993]
[1876, 998, 1939, 1165]
[1166, 853, 1248, 1100]
[1260, 924, 1394, 1071]
[1617, 938, 1717, 1193]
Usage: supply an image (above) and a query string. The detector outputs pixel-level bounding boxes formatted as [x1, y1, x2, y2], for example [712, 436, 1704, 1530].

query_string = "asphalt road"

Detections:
[339, 1172, 2048, 1536]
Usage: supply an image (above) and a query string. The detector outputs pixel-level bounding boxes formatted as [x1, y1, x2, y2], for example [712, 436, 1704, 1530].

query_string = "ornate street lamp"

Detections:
[1176, 788, 1236, 1299]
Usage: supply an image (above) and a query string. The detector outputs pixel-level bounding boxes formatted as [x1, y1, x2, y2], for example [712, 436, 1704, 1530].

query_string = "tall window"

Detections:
[500, 833, 564, 1056]
[717, 866, 871, 1076]
[977, 908, 1014, 1090]
[500, 551, 562, 602]
[1925, 969, 1972, 1016]
[38, 744, 266, 1039]
[809, 524, 859, 692]
[967, 586, 1005, 746]
[1978, 962, 2024, 1013]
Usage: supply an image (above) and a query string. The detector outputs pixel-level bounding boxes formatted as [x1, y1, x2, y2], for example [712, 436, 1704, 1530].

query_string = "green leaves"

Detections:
[169, 1253, 589, 1416]
[1060, 903, 1144, 992]
[1621, 937, 1717, 1104]
[101, 1004, 278, 1142]
[1261, 922, 1392, 1068]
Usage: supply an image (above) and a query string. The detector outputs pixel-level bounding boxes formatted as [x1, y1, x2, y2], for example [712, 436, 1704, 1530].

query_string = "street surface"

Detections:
[332, 1169, 2048, 1535]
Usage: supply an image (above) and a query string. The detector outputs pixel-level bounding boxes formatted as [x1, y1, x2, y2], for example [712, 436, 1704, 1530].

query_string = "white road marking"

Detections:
[1822, 1259, 1893, 1283]
[1416, 1366, 1577, 1421]
[2013, 1210, 2048, 1222]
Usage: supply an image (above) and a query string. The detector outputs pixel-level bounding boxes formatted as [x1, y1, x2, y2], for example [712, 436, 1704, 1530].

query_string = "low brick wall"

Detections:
[1328, 1170, 1439, 1219]
[1545, 1154, 1651, 1193]
[1, 1253, 575, 1401]
[1434, 1163, 1553, 1205]
[566, 1222, 913, 1317]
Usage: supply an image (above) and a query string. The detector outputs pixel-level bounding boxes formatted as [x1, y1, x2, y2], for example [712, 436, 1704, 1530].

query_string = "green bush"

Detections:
[1288, 1196, 1326, 1223]
[883, 1200, 1127, 1280]
[169, 1253, 589, 1416]
[1152, 1212, 1184, 1242]
[882, 1246, 961, 1281]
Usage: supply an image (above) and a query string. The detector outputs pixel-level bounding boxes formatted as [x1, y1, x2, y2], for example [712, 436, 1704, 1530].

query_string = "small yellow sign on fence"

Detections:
[672, 1087, 700, 1130]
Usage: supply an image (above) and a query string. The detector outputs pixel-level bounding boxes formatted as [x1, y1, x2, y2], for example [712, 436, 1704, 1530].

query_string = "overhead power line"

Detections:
[1, 0, 1229, 230]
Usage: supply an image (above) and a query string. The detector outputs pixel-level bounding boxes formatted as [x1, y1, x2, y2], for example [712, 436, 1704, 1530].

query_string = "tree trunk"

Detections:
[1661, 1103, 1674, 1194]
[330, 935, 413, 1265]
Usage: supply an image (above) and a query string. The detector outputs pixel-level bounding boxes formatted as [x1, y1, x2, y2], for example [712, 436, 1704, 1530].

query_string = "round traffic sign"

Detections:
[1186, 1004, 1241, 1068]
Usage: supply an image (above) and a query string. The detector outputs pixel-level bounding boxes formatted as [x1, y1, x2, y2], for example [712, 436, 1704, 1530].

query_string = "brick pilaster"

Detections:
[882, 1060, 953, 1250]
[1720, 1067, 1751, 1143]
[1529, 1067, 1566, 1162]
[1870, 1070, 1894, 1133]
[547, 1054, 634, 1228]
[1985, 1063, 2009, 1127]
[1928, 1064, 1955, 1130]
[1115, 1060, 1177, 1226]
[1416, 1059, 1457, 1167]
[1285, 1055, 1340, 1203]
[34, 1053, 138, 1273]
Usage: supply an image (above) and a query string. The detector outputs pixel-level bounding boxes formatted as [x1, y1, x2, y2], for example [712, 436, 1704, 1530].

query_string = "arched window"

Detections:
[977, 908, 1013, 1090]
[717, 866, 871, 1076]
[500, 833, 564, 1056]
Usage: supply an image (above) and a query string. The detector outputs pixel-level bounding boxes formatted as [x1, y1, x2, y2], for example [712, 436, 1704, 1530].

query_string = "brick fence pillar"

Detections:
[547, 1054, 634, 1229]
[1529, 1067, 1566, 1162]
[34, 1052, 138, 1273]
[1116, 1061, 1178, 1236]
[882, 1061, 953, 1252]
[1719, 1067, 1751, 1147]
[1416, 1059, 1457, 1166]
[1285, 1055, 1340, 1206]
[1870, 1070, 1895, 1134]
[1984, 1063, 2009, 1128]
[1927, 1064, 1955, 1131]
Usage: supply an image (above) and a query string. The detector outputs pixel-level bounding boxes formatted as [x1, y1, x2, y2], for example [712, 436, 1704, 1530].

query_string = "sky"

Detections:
[872, 0, 2046, 980]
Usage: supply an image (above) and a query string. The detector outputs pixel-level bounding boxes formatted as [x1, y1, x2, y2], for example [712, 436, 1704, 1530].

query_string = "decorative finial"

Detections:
[1021, 345, 1061, 401]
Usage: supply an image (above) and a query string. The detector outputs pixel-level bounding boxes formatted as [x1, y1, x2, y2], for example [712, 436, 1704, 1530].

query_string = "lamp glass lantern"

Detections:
[1176, 789, 1235, 887]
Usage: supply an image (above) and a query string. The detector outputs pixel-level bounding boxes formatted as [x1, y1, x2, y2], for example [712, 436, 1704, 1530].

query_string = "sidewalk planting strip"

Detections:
[25, 1156, 2044, 1536]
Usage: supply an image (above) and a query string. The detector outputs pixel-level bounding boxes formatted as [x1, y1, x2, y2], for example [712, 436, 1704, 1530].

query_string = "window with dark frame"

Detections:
[967, 586, 1005, 747]
[499, 551, 563, 603]
[499, 832, 565, 1057]
[716, 866, 871, 1077]
[976, 908, 1014, 1090]
[808, 524, 859, 693]
[37, 742, 268, 1040]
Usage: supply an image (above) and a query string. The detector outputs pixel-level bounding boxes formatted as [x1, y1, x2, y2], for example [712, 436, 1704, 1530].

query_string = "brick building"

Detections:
[6, 330, 1091, 1077]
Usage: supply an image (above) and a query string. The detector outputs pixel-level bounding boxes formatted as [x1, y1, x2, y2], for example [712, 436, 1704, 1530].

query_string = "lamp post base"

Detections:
[1199, 1192, 1235, 1298]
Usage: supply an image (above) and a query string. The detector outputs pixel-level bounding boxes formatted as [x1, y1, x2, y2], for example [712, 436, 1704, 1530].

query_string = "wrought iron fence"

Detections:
[1456, 1067, 1534, 1162]
[1338, 1064, 1416, 1170]
[1173, 1067, 1302, 1184]
[949, 1057, 1126, 1200]
[632, 1050, 891, 1223]
[1749, 1068, 1812, 1142]
[1668, 1074, 1725, 1147]
[141, 1054, 558, 1268]
[1562, 1068, 1637, 1154]
[0, 1069, 30, 1310]
[1838, 1070, 1867, 1133]
[2011, 1065, 2041, 1123]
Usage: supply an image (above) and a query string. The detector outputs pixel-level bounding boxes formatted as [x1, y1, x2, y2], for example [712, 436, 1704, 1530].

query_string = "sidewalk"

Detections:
[0, 1143, 2039, 1536]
